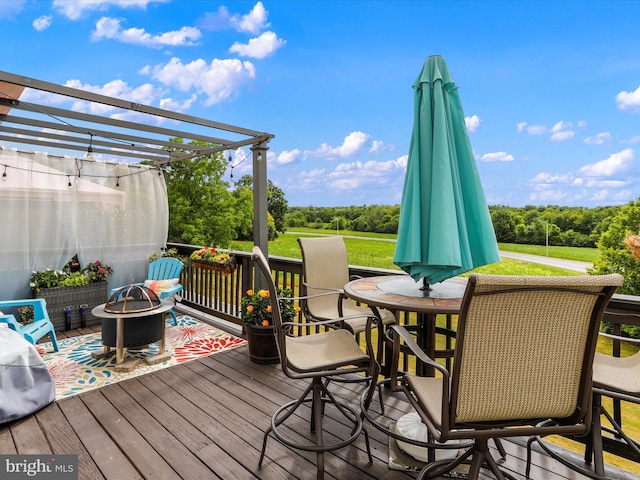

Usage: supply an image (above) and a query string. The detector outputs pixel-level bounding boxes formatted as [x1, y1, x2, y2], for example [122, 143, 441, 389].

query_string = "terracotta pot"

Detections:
[244, 323, 280, 364]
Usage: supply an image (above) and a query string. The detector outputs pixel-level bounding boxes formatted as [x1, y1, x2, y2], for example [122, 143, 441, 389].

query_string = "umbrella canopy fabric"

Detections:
[393, 56, 500, 284]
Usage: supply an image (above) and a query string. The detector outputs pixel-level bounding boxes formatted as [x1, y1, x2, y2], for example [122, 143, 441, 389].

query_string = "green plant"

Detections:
[83, 261, 113, 283]
[149, 247, 186, 264]
[59, 272, 91, 287]
[241, 288, 300, 326]
[30, 269, 68, 292]
[190, 247, 233, 266]
[17, 305, 34, 325]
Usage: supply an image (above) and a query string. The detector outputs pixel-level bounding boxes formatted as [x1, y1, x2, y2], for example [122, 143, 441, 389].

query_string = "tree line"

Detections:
[285, 204, 621, 248]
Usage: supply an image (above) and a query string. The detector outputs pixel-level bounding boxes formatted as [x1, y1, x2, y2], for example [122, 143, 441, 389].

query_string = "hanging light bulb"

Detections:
[67, 175, 72, 188]
[228, 150, 233, 163]
[257, 151, 263, 162]
[86, 133, 94, 159]
[1, 165, 6, 182]
[116, 177, 120, 187]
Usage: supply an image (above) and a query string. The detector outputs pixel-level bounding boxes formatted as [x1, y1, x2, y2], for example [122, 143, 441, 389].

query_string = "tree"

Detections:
[590, 199, 640, 297]
[163, 138, 235, 248]
[234, 175, 289, 240]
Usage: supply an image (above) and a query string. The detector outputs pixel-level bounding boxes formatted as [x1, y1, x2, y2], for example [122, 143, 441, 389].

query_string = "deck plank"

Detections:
[35, 402, 105, 480]
[57, 395, 142, 480]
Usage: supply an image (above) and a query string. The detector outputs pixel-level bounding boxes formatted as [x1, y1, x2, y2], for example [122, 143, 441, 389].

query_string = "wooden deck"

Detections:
[1, 326, 637, 480]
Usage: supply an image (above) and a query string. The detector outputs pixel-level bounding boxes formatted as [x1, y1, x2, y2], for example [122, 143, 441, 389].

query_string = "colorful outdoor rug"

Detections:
[37, 315, 247, 400]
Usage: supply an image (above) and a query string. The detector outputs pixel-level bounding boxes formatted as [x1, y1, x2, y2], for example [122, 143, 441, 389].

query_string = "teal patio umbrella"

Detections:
[393, 55, 500, 288]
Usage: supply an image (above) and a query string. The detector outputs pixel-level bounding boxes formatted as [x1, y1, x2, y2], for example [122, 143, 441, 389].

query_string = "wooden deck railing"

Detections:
[169, 242, 640, 466]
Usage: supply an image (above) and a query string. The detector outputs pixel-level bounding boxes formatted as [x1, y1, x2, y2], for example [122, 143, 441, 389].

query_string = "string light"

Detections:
[67, 175, 72, 188]
[257, 151, 263, 162]
[86, 133, 94, 160]
[2, 165, 6, 181]
[116, 177, 120, 187]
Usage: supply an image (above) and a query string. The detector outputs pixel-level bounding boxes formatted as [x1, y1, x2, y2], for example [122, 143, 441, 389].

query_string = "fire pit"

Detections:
[91, 284, 174, 372]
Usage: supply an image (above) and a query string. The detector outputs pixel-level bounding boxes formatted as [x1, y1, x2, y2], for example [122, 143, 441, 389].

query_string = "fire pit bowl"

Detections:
[100, 284, 165, 348]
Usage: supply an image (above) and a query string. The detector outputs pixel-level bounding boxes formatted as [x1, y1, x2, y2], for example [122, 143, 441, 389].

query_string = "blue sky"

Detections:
[1, 0, 639, 208]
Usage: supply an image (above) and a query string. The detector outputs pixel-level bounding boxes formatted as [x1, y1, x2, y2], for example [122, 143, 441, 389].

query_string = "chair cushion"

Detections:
[285, 328, 369, 371]
[593, 351, 640, 396]
[144, 278, 179, 295]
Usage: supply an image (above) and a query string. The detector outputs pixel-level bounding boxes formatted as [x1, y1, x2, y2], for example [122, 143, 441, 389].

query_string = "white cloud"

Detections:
[149, 57, 256, 106]
[275, 149, 300, 165]
[33, 15, 52, 31]
[579, 148, 634, 177]
[63, 78, 163, 116]
[231, 1, 269, 34]
[465, 115, 481, 133]
[623, 135, 640, 145]
[531, 172, 574, 185]
[527, 124, 547, 135]
[550, 130, 575, 142]
[0, 1, 25, 18]
[159, 94, 197, 112]
[92, 17, 201, 48]
[369, 140, 394, 153]
[529, 189, 568, 202]
[584, 132, 611, 145]
[229, 31, 285, 59]
[549, 121, 574, 142]
[200, 1, 269, 34]
[304, 131, 371, 159]
[327, 156, 406, 190]
[616, 85, 640, 112]
[585, 180, 629, 188]
[516, 122, 527, 132]
[53, 0, 167, 21]
[479, 151, 514, 162]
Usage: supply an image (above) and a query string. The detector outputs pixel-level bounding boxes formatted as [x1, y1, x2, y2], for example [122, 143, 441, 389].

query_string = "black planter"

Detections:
[244, 323, 279, 364]
[101, 314, 164, 348]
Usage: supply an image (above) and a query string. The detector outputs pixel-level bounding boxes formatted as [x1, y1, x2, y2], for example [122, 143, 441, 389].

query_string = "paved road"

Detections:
[287, 231, 593, 273]
[498, 251, 591, 273]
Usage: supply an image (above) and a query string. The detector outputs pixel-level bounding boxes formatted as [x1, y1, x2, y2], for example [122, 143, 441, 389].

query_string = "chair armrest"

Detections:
[598, 331, 640, 344]
[301, 281, 343, 295]
[389, 324, 449, 377]
[0, 314, 20, 331]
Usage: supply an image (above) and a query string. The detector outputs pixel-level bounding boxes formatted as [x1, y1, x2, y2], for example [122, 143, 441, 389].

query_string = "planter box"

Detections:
[35, 282, 108, 331]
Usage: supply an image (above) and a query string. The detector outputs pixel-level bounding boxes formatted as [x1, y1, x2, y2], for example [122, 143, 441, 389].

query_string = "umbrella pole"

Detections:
[420, 278, 432, 291]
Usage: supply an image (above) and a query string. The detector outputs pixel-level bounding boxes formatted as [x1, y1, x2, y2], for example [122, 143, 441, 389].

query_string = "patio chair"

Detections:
[110, 257, 183, 325]
[297, 236, 396, 361]
[529, 309, 640, 479]
[0, 298, 59, 352]
[252, 246, 381, 480]
[375, 273, 622, 480]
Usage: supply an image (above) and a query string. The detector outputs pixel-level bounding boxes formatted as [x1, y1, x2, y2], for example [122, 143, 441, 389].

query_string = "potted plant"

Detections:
[190, 247, 236, 275]
[241, 287, 300, 364]
[625, 234, 640, 261]
[30, 259, 113, 331]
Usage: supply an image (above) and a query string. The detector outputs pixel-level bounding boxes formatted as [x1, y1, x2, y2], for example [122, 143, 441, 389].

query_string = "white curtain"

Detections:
[0, 147, 169, 300]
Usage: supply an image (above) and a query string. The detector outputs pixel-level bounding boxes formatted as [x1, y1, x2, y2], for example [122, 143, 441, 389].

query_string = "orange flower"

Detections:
[267, 305, 272, 313]
[246, 305, 254, 313]
[295, 306, 301, 314]
[259, 289, 269, 298]
[261, 319, 270, 327]
[246, 289, 253, 296]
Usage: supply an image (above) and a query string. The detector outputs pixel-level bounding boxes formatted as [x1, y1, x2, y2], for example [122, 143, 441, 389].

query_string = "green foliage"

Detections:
[58, 272, 91, 287]
[590, 199, 640, 297]
[149, 248, 187, 264]
[164, 138, 235, 248]
[83, 261, 113, 282]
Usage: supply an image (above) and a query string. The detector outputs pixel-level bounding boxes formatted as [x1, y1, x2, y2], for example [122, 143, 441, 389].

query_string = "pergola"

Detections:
[0, 70, 275, 259]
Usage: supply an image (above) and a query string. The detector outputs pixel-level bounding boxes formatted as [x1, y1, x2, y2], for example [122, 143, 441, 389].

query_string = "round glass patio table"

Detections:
[343, 274, 467, 377]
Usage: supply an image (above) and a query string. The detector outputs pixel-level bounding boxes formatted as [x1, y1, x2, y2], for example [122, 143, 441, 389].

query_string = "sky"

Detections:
[1, 0, 639, 208]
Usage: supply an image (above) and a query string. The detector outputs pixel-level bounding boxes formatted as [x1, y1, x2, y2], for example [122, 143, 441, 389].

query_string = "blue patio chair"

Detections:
[110, 257, 184, 325]
[0, 299, 59, 352]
